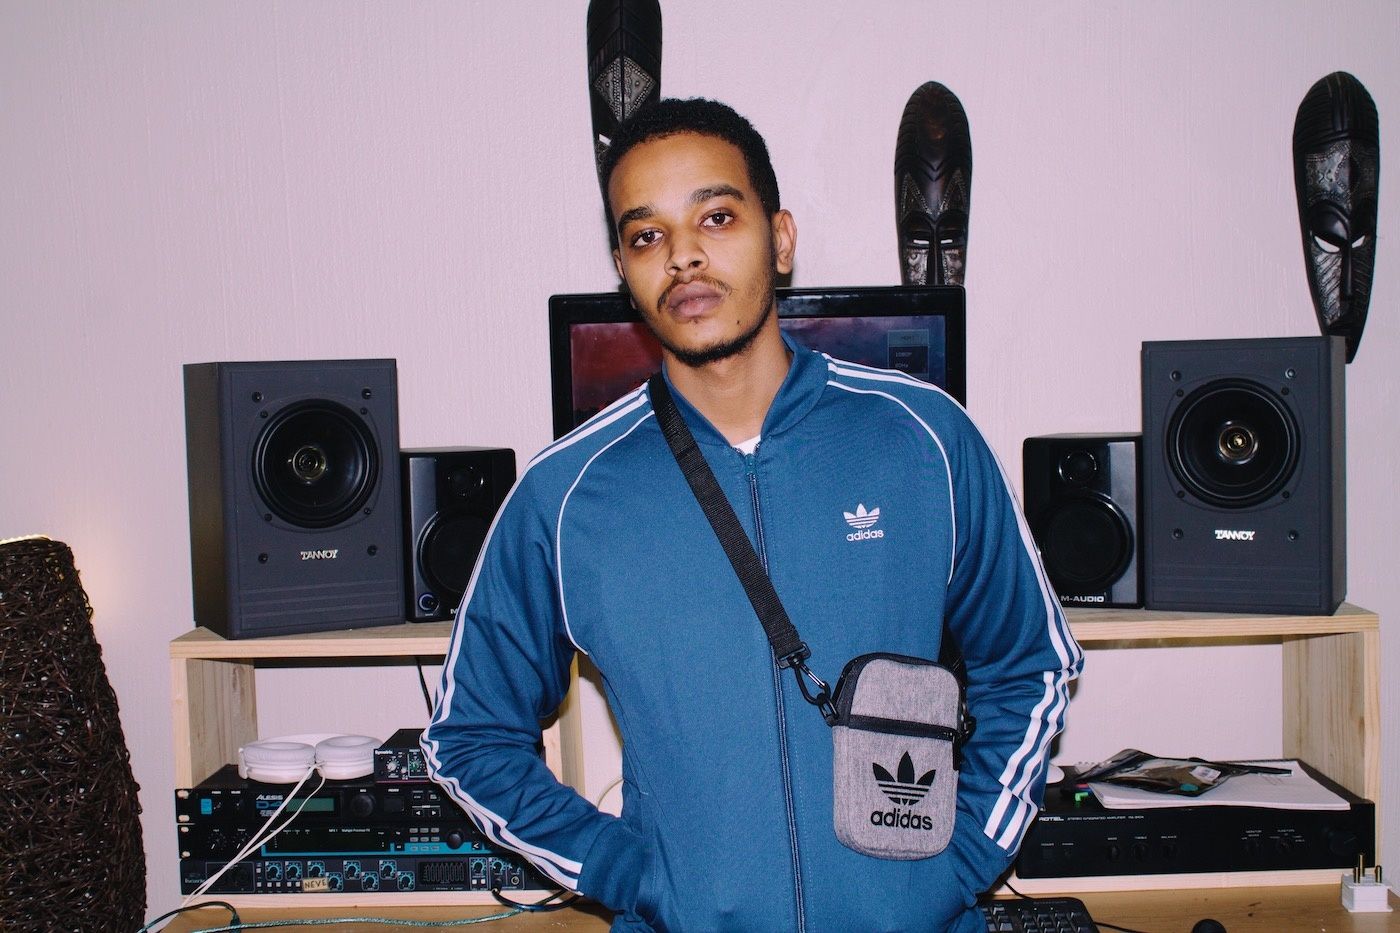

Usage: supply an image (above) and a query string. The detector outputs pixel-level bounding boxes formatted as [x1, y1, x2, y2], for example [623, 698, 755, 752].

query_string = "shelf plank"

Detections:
[1065, 602, 1376, 643]
[171, 656, 256, 787]
[170, 622, 454, 660]
[170, 603, 1379, 659]
[181, 890, 554, 909]
[1003, 867, 1356, 894]
[1284, 627, 1383, 804]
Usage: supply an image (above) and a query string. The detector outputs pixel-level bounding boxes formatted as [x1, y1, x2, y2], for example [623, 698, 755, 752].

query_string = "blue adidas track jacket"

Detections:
[423, 339, 1083, 932]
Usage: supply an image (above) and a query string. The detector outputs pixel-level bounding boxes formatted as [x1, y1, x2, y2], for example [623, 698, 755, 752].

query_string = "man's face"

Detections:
[609, 132, 794, 368]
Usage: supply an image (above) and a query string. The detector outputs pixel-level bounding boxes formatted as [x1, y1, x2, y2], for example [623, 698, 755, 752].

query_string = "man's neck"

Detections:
[665, 323, 791, 446]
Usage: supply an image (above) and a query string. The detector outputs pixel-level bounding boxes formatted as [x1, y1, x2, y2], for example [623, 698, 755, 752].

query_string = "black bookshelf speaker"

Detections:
[183, 359, 404, 639]
[401, 447, 516, 621]
[1141, 336, 1345, 615]
[1022, 434, 1142, 608]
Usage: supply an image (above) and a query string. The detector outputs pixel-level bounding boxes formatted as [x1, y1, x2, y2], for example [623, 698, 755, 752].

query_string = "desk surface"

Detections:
[156, 885, 1399, 932]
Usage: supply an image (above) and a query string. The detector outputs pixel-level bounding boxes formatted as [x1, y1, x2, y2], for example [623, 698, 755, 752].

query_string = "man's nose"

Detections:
[666, 229, 708, 278]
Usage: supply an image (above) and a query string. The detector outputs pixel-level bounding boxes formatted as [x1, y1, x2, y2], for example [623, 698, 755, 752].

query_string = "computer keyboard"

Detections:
[980, 896, 1099, 933]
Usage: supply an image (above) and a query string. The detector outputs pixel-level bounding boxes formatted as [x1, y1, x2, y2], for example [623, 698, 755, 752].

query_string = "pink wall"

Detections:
[2, 1, 1396, 915]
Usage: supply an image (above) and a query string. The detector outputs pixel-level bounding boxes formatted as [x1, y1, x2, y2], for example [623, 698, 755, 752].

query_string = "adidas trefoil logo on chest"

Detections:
[844, 503, 885, 542]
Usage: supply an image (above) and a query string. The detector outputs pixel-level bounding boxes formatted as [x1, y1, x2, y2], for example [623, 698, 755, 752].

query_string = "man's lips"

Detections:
[662, 280, 726, 319]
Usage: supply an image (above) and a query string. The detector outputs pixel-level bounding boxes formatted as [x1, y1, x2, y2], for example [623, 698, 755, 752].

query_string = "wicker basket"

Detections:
[0, 537, 145, 931]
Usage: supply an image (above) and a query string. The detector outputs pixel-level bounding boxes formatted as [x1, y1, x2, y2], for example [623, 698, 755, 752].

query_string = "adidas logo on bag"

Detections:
[874, 751, 936, 805]
[844, 504, 884, 541]
[870, 751, 937, 831]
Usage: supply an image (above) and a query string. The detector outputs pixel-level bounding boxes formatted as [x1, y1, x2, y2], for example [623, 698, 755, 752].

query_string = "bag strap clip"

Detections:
[790, 656, 838, 725]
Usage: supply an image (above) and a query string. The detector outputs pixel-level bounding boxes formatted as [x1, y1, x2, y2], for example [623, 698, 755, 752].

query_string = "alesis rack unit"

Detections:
[177, 764, 462, 825]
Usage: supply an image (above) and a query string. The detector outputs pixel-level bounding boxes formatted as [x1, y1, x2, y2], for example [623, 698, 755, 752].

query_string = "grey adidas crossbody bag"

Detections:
[648, 375, 974, 860]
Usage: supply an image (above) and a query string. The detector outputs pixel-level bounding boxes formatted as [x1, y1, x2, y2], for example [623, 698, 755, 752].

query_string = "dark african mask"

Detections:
[1293, 71, 1379, 363]
[586, 0, 662, 179]
[894, 82, 972, 286]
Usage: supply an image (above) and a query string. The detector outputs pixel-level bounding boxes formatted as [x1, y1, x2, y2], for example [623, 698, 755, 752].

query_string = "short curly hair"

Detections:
[599, 97, 782, 248]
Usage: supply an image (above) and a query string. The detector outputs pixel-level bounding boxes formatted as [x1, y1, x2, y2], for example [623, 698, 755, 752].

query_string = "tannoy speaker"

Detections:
[1023, 434, 1142, 608]
[183, 359, 404, 639]
[1141, 336, 1345, 615]
[401, 447, 516, 621]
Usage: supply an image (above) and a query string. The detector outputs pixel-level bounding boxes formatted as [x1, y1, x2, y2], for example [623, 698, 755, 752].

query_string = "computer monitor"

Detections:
[548, 285, 966, 438]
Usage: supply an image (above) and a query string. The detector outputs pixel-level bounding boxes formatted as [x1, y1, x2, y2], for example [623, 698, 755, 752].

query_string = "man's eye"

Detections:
[702, 211, 733, 227]
[630, 229, 660, 248]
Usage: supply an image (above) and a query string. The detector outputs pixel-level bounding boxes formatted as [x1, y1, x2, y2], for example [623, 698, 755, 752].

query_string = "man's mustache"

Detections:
[657, 275, 732, 315]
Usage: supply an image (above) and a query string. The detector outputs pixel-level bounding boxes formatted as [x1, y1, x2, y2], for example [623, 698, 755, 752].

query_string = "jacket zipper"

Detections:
[744, 449, 806, 933]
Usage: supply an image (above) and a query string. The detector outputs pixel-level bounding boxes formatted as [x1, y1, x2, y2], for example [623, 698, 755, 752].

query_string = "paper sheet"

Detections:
[1087, 760, 1351, 810]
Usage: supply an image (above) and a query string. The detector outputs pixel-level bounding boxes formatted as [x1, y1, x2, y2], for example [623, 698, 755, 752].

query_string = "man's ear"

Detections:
[772, 210, 797, 275]
[612, 248, 624, 282]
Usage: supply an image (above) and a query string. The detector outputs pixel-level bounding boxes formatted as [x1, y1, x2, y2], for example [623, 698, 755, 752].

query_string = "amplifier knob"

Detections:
[1106, 843, 1122, 862]
[1326, 828, 1360, 858]
[445, 830, 466, 850]
[348, 793, 375, 818]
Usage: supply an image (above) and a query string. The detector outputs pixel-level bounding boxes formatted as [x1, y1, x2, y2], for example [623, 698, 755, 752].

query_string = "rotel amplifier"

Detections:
[1017, 762, 1373, 878]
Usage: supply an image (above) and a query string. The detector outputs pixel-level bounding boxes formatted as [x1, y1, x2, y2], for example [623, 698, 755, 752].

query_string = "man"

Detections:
[424, 98, 1082, 932]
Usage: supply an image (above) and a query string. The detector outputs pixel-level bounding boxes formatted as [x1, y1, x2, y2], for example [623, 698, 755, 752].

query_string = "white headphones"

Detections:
[237, 733, 380, 783]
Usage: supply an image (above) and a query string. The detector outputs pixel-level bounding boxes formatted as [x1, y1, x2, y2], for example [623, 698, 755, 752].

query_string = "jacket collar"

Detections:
[656, 333, 826, 449]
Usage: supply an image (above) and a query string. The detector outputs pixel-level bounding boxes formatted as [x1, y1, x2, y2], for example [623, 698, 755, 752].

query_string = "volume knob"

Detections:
[347, 793, 375, 818]
[1326, 828, 1360, 858]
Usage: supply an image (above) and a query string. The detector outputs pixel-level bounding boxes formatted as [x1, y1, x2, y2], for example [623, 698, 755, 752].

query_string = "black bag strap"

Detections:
[648, 374, 838, 724]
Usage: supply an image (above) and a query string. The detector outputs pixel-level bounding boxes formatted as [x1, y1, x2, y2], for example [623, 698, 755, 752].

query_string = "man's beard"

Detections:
[651, 261, 777, 368]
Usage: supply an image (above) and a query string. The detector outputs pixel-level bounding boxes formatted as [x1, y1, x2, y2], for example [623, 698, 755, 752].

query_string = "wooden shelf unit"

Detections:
[170, 603, 1380, 903]
[1011, 601, 1382, 893]
[1060, 602, 1381, 808]
[169, 621, 585, 907]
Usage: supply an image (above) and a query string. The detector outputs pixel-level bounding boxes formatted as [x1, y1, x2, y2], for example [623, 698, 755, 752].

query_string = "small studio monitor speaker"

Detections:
[1141, 336, 1345, 615]
[1023, 434, 1142, 608]
[183, 359, 404, 639]
[401, 447, 516, 621]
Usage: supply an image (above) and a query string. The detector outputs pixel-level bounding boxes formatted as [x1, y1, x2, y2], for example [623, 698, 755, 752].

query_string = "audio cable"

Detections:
[489, 885, 580, 912]
[136, 900, 239, 933]
[140, 909, 524, 932]
[184, 912, 523, 931]
[180, 766, 328, 907]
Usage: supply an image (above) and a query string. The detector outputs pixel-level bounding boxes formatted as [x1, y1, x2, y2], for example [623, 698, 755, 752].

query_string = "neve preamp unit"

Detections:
[178, 852, 543, 896]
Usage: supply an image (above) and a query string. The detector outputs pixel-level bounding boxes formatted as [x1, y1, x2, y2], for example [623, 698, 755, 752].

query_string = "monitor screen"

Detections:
[548, 285, 966, 438]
